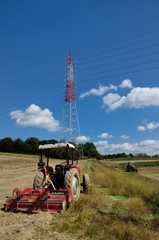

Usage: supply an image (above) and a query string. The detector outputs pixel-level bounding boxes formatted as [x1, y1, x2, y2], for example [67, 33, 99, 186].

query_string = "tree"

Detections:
[13, 138, 25, 153]
[83, 142, 98, 158]
[135, 153, 149, 158]
[25, 137, 39, 154]
[96, 153, 104, 160]
[0, 137, 13, 152]
[129, 153, 134, 158]
[152, 154, 159, 158]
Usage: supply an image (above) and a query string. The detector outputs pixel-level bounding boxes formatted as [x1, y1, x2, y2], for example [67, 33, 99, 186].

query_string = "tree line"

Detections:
[0, 137, 158, 159]
[0, 137, 102, 159]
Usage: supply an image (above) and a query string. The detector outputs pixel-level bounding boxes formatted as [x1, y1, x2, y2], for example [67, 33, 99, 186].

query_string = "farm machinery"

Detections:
[5, 143, 90, 214]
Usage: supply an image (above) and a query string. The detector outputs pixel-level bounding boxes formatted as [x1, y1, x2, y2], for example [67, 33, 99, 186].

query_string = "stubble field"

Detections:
[1, 154, 159, 239]
[0, 154, 86, 240]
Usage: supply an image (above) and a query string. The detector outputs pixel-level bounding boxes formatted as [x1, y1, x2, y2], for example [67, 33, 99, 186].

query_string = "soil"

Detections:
[137, 166, 159, 182]
[0, 154, 86, 240]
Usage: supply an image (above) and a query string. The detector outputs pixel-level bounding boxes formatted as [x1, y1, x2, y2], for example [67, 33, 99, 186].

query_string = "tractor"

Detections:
[126, 162, 138, 172]
[5, 142, 90, 213]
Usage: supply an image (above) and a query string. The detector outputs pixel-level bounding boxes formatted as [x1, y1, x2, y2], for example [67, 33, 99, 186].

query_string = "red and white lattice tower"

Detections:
[59, 51, 82, 144]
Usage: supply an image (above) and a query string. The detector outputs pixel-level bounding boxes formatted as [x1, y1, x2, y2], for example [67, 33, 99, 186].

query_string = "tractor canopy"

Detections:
[39, 142, 76, 151]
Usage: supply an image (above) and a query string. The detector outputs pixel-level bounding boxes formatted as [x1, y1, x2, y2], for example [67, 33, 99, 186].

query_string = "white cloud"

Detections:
[138, 122, 159, 131]
[147, 122, 159, 130]
[10, 104, 60, 132]
[94, 139, 159, 155]
[94, 140, 109, 155]
[79, 84, 117, 99]
[103, 87, 159, 111]
[137, 125, 146, 131]
[76, 135, 90, 142]
[119, 79, 133, 88]
[98, 132, 113, 138]
[102, 93, 121, 107]
[120, 135, 130, 139]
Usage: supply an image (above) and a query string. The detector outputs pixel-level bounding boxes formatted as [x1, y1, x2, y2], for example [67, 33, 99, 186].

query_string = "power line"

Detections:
[1, 28, 159, 128]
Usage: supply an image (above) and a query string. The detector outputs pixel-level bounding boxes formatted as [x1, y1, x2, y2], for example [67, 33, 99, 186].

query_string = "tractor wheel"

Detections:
[83, 174, 90, 193]
[33, 170, 45, 189]
[64, 168, 80, 201]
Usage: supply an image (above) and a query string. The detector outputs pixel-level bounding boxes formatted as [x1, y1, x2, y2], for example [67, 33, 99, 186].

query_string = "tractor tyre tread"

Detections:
[64, 168, 80, 201]
[33, 170, 44, 189]
[83, 173, 91, 193]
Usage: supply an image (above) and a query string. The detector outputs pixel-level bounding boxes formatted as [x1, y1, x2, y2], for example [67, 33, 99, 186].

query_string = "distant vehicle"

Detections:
[126, 162, 138, 172]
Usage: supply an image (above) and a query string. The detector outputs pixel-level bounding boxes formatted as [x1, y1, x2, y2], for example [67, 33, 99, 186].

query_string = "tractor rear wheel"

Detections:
[83, 174, 90, 193]
[64, 168, 80, 201]
[33, 170, 45, 189]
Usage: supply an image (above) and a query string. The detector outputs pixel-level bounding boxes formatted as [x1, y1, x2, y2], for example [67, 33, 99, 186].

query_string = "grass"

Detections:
[31, 160, 159, 239]
[0, 151, 39, 158]
[106, 157, 159, 161]
[119, 161, 159, 168]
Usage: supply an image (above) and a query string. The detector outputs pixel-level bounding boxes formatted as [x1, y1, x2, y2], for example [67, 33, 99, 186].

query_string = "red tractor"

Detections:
[5, 143, 90, 214]
[126, 162, 138, 172]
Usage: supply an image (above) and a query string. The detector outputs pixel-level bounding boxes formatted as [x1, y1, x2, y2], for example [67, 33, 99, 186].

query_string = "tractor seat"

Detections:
[55, 164, 64, 175]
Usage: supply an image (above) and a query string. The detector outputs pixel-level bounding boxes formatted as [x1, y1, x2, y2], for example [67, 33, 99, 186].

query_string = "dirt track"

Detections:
[0, 155, 86, 240]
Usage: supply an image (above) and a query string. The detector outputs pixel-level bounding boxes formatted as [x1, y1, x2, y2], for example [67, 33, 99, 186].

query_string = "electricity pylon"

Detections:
[59, 51, 82, 151]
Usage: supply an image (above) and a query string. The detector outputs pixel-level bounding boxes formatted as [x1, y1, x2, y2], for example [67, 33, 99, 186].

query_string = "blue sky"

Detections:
[1, 0, 159, 155]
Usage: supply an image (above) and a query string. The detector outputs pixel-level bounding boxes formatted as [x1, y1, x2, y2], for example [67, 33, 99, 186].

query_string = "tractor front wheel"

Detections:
[33, 170, 45, 189]
[64, 168, 80, 201]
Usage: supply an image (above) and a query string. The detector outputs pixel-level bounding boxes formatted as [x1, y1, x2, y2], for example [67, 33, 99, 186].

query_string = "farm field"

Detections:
[0, 154, 52, 240]
[0, 154, 86, 240]
[1, 154, 159, 239]
[104, 159, 159, 182]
